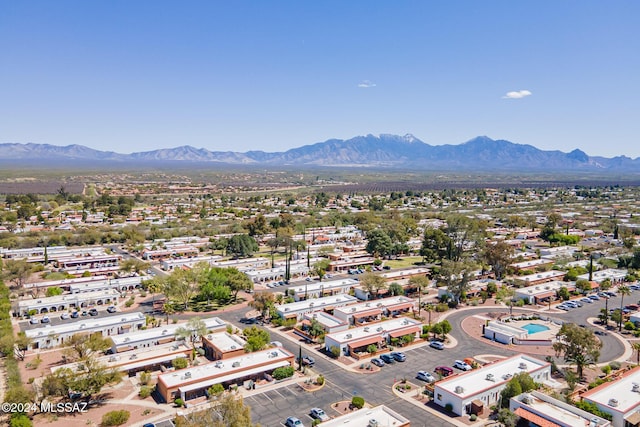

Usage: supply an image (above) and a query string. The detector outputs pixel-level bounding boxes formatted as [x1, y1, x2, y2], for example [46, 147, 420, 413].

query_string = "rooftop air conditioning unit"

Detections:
[633, 383, 640, 392]
[519, 362, 528, 369]
[521, 394, 532, 404]
[184, 372, 191, 378]
[455, 386, 464, 394]
[486, 374, 495, 382]
[608, 398, 618, 407]
[232, 362, 240, 367]
[346, 334, 352, 339]
[364, 327, 369, 332]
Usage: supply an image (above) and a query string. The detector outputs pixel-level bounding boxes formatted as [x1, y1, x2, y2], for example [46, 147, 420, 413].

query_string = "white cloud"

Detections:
[503, 90, 532, 99]
[358, 80, 377, 88]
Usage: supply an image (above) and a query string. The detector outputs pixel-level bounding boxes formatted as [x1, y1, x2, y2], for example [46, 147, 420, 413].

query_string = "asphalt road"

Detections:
[211, 288, 638, 427]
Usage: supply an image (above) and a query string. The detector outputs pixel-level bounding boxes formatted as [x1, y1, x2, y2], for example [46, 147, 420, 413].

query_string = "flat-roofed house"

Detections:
[333, 296, 415, 325]
[275, 294, 358, 321]
[321, 405, 410, 427]
[581, 366, 640, 427]
[109, 317, 227, 353]
[156, 347, 295, 403]
[324, 317, 423, 357]
[26, 312, 146, 350]
[201, 332, 247, 360]
[510, 391, 611, 427]
[433, 354, 551, 416]
[289, 279, 359, 301]
[15, 289, 121, 316]
[515, 281, 576, 305]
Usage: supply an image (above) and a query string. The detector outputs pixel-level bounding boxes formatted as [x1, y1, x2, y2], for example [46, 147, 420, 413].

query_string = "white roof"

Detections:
[334, 296, 413, 316]
[436, 354, 549, 397]
[326, 317, 422, 344]
[582, 366, 640, 413]
[203, 332, 246, 352]
[278, 294, 358, 314]
[379, 267, 429, 279]
[520, 270, 566, 283]
[513, 391, 610, 426]
[18, 288, 120, 308]
[321, 405, 409, 427]
[110, 317, 226, 346]
[159, 347, 293, 388]
[289, 278, 359, 294]
[515, 281, 573, 297]
[26, 312, 145, 338]
[303, 311, 346, 328]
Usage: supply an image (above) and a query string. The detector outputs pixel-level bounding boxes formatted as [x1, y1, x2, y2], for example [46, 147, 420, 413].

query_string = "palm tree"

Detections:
[618, 285, 631, 331]
[632, 342, 640, 366]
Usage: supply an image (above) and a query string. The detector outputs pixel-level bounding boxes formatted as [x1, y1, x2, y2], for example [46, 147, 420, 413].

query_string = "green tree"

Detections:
[359, 272, 387, 300]
[243, 326, 270, 352]
[175, 394, 259, 427]
[553, 323, 602, 378]
[63, 333, 112, 362]
[311, 259, 331, 281]
[479, 241, 514, 280]
[176, 317, 208, 348]
[618, 285, 632, 331]
[248, 291, 275, 320]
[420, 227, 450, 263]
[435, 259, 477, 305]
[2, 259, 32, 289]
[365, 229, 394, 259]
[387, 282, 405, 296]
[164, 264, 206, 310]
[45, 286, 63, 297]
[226, 234, 259, 258]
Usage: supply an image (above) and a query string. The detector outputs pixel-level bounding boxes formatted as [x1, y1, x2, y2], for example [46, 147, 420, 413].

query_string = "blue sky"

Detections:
[1, 1, 639, 157]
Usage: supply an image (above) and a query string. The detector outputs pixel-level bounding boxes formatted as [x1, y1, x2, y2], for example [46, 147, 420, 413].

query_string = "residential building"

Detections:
[201, 332, 247, 360]
[333, 296, 415, 325]
[109, 317, 227, 353]
[320, 405, 410, 427]
[510, 391, 611, 427]
[26, 312, 146, 350]
[324, 317, 423, 357]
[581, 366, 640, 427]
[433, 354, 551, 416]
[289, 279, 359, 301]
[515, 281, 576, 305]
[275, 294, 358, 320]
[15, 289, 121, 316]
[156, 347, 295, 403]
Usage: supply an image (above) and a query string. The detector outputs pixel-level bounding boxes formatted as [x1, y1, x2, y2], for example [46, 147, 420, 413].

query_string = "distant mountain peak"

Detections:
[0, 135, 638, 172]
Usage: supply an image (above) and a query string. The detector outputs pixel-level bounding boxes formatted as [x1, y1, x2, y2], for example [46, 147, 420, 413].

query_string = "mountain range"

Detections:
[1, 134, 639, 172]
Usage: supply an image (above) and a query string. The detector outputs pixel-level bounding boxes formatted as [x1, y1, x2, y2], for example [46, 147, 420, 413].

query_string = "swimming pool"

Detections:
[522, 323, 550, 334]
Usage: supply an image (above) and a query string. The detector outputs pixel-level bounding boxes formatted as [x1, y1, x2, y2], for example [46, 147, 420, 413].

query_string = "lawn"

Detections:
[383, 256, 424, 269]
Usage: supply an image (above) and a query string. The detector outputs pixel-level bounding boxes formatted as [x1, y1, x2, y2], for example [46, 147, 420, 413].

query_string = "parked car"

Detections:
[371, 358, 385, 367]
[588, 294, 600, 301]
[302, 355, 315, 366]
[416, 371, 436, 383]
[453, 360, 472, 371]
[557, 304, 570, 311]
[380, 354, 395, 364]
[597, 292, 609, 298]
[434, 366, 454, 377]
[60, 312, 70, 320]
[29, 317, 39, 324]
[106, 306, 117, 313]
[270, 341, 283, 348]
[88, 308, 99, 316]
[580, 297, 593, 304]
[310, 408, 330, 422]
[142, 424, 156, 427]
[390, 351, 406, 362]
[71, 311, 79, 318]
[429, 341, 444, 350]
[41, 316, 51, 324]
[285, 416, 305, 427]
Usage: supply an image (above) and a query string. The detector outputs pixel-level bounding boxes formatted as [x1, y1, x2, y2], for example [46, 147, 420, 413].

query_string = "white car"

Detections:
[310, 408, 329, 421]
[416, 371, 436, 383]
[453, 360, 472, 371]
[429, 341, 445, 350]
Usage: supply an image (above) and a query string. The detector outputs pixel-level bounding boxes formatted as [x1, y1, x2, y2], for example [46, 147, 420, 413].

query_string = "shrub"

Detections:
[601, 365, 612, 375]
[139, 386, 153, 398]
[470, 414, 477, 421]
[172, 357, 188, 369]
[445, 403, 453, 413]
[125, 299, 134, 308]
[208, 383, 224, 397]
[316, 375, 324, 385]
[101, 410, 130, 426]
[609, 361, 622, 371]
[351, 396, 365, 409]
[139, 371, 151, 386]
[174, 398, 184, 407]
[330, 346, 340, 358]
[624, 321, 636, 330]
[272, 366, 295, 380]
[9, 414, 32, 427]
[588, 378, 605, 389]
